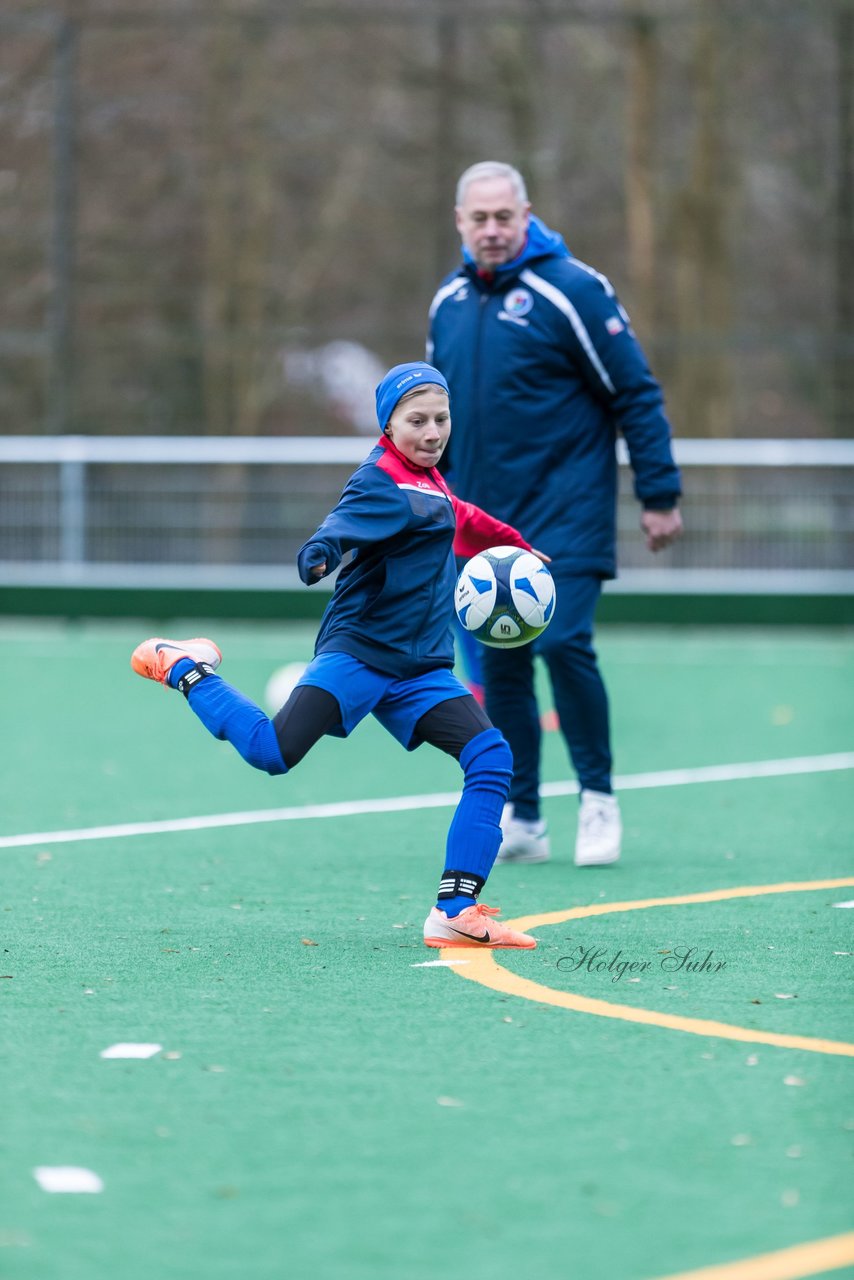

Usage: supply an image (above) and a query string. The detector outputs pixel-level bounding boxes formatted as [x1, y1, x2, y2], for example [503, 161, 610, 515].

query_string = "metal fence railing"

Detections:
[1, 437, 852, 594]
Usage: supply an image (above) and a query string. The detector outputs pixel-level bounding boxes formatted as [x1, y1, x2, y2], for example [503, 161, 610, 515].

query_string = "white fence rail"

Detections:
[1, 436, 853, 593]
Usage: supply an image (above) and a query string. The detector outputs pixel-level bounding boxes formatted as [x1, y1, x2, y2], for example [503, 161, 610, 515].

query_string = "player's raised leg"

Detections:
[130, 636, 287, 775]
[131, 636, 222, 685]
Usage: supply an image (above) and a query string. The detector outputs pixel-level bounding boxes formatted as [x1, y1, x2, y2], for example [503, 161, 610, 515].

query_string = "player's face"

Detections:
[385, 387, 451, 468]
[455, 176, 531, 271]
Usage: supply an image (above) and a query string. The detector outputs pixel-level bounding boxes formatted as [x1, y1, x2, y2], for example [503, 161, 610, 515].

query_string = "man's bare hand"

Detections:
[530, 547, 552, 563]
[641, 509, 683, 553]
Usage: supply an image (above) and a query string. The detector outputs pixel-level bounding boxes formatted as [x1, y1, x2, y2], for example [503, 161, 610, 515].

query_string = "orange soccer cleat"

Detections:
[130, 636, 222, 687]
[423, 902, 536, 949]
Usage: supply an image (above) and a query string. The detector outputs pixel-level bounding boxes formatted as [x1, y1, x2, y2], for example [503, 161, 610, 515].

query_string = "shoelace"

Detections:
[468, 903, 501, 919]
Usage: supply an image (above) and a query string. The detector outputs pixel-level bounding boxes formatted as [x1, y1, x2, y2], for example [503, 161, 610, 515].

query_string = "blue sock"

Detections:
[440, 894, 478, 919]
[168, 658, 195, 689]
[170, 660, 287, 775]
[436, 728, 513, 914]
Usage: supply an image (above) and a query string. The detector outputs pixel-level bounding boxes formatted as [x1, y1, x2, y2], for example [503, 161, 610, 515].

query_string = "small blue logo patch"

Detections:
[503, 288, 533, 317]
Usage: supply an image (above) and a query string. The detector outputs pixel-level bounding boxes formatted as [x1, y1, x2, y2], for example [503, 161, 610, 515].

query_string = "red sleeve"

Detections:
[451, 495, 533, 559]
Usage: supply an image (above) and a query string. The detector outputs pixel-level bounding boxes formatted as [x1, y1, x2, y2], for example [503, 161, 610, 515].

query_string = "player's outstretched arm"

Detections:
[452, 495, 534, 559]
[296, 469, 409, 584]
[297, 540, 335, 584]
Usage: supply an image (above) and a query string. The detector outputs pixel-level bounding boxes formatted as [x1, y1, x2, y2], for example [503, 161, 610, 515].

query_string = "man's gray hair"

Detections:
[455, 161, 528, 207]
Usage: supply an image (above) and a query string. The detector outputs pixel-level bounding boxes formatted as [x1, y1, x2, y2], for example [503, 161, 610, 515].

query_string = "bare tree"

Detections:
[200, 10, 276, 436]
[670, 0, 734, 438]
[835, 0, 854, 436]
[624, 6, 658, 342]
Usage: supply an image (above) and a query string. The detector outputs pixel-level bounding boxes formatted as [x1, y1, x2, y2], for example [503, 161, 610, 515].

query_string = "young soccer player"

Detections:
[131, 361, 546, 949]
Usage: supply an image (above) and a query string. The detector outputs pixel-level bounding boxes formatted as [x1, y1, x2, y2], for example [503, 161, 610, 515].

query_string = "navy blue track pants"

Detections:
[479, 573, 612, 819]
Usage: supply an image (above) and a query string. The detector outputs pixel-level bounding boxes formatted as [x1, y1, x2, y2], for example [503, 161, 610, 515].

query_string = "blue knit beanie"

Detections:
[375, 362, 450, 430]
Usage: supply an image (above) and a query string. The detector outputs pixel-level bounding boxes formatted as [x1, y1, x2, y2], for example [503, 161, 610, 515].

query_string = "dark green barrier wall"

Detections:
[1, 586, 852, 626]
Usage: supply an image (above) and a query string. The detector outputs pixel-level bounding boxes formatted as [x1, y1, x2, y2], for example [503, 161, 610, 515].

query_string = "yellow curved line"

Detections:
[649, 1229, 854, 1280]
[444, 878, 854, 1057]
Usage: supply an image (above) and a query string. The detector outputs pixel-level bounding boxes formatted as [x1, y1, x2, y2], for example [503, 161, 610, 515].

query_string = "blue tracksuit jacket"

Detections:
[427, 216, 681, 578]
[297, 436, 530, 680]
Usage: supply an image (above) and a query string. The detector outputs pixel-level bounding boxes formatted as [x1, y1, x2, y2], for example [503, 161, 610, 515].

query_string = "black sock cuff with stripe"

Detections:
[437, 871, 485, 901]
[176, 662, 217, 698]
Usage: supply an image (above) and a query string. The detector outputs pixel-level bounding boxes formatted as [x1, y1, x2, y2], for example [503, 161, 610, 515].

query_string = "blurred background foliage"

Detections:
[1, 0, 852, 441]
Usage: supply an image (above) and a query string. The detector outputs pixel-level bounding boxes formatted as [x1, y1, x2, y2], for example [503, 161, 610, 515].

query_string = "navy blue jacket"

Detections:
[427, 216, 681, 578]
[297, 437, 530, 680]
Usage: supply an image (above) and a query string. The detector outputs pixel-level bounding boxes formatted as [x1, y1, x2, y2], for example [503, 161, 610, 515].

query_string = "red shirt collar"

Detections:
[378, 434, 449, 493]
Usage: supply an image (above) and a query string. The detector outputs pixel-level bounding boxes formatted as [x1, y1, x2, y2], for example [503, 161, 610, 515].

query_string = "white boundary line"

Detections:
[2, 752, 853, 853]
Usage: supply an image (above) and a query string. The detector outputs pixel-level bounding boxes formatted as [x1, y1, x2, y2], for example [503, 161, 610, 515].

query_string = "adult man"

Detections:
[428, 161, 683, 867]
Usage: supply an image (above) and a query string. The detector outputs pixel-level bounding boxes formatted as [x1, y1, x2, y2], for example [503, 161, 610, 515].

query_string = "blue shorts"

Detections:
[295, 653, 470, 751]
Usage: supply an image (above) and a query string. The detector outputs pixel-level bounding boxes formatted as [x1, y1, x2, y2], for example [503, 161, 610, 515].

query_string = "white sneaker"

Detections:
[495, 804, 551, 864]
[574, 790, 621, 866]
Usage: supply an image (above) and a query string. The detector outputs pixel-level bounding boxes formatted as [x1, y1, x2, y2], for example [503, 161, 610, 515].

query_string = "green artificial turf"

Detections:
[0, 622, 852, 1280]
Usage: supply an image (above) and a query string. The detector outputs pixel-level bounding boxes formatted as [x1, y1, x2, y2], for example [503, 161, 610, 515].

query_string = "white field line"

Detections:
[33, 1167, 104, 1194]
[99, 1043, 163, 1059]
[1, 751, 853, 853]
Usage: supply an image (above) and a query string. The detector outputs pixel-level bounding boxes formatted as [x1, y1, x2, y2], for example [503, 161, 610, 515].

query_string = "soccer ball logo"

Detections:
[454, 546, 556, 648]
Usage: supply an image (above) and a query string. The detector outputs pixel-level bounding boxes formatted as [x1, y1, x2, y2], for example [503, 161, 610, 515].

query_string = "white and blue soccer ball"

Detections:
[454, 546, 556, 648]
